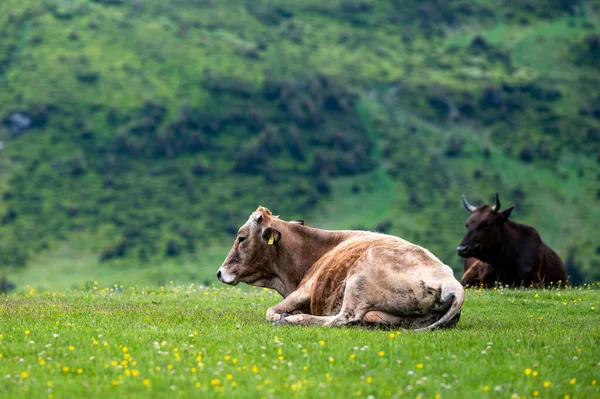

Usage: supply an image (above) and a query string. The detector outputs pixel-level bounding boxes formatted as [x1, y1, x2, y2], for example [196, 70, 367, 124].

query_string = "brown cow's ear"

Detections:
[290, 220, 305, 226]
[262, 227, 281, 245]
[499, 205, 515, 220]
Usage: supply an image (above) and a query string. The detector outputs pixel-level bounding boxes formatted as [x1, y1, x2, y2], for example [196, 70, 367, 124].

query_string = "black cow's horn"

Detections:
[462, 194, 476, 213]
[491, 192, 501, 212]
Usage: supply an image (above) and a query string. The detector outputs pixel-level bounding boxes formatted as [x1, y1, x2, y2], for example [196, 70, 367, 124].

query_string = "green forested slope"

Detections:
[0, 0, 599, 289]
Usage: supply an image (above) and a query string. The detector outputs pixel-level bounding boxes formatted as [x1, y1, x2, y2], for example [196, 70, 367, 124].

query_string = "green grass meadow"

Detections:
[1, 285, 599, 399]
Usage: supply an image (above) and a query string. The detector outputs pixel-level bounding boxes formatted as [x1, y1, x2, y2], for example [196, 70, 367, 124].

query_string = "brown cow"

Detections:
[460, 258, 496, 288]
[217, 206, 464, 330]
[457, 193, 566, 287]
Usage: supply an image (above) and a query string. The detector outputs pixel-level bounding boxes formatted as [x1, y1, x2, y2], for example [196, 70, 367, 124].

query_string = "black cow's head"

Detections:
[457, 193, 514, 259]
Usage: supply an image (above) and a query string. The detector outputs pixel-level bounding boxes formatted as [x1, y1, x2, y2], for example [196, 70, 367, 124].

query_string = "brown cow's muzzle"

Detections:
[216, 265, 239, 285]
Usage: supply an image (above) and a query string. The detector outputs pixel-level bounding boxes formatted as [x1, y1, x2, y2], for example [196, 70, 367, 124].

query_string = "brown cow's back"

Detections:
[302, 233, 448, 315]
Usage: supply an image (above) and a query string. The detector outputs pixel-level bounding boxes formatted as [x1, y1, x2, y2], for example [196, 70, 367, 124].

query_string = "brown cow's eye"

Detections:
[238, 236, 246, 243]
[482, 224, 491, 231]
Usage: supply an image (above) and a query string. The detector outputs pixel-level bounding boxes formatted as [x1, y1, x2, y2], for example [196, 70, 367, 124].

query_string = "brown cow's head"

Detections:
[217, 207, 306, 288]
[457, 193, 514, 259]
[459, 260, 495, 287]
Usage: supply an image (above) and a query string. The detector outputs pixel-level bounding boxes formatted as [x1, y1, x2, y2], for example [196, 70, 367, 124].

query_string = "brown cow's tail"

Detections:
[415, 282, 465, 331]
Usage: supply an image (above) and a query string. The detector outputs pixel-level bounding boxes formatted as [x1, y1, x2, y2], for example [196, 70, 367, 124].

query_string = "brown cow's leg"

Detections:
[276, 275, 370, 327]
[275, 313, 338, 326]
[265, 289, 310, 322]
[275, 272, 461, 330]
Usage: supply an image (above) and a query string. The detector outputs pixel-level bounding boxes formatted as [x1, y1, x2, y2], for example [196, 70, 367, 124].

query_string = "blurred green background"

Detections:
[0, 0, 599, 291]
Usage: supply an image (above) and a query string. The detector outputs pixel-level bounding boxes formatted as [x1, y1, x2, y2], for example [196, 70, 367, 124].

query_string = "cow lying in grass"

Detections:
[217, 206, 464, 330]
[458, 193, 566, 287]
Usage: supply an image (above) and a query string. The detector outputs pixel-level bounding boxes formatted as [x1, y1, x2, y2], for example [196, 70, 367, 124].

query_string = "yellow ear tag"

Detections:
[268, 234, 274, 245]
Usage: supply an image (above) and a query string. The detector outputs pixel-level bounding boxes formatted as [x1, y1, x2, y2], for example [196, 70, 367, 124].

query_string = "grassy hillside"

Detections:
[0, 0, 599, 289]
[0, 285, 598, 398]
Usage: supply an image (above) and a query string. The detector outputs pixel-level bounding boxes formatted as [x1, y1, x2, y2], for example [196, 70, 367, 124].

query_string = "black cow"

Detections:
[457, 193, 566, 287]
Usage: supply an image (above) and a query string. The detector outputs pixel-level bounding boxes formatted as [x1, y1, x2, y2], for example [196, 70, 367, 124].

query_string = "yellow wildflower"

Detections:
[252, 365, 259, 373]
[143, 379, 151, 387]
[544, 381, 551, 388]
[525, 368, 532, 375]
[20, 371, 28, 378]
[366, 377, 373, 383]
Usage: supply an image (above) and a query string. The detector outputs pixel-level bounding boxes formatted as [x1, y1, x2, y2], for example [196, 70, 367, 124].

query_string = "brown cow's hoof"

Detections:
[280, 312, 291, 319]
[272, 318, 291, 326]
